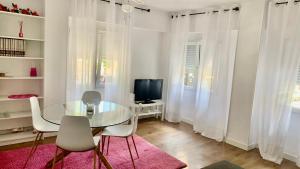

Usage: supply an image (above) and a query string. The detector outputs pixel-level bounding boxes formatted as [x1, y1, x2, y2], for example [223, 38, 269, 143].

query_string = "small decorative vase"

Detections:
[30, 67, 37, 77]
[86, 104, 94, 115]
[19, 21, 23, 38]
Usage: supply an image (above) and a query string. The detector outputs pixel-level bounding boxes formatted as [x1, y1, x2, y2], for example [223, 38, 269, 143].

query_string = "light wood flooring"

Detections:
[0, 118, 298, 169]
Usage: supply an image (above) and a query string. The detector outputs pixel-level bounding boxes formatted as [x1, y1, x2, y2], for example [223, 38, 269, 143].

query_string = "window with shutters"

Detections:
[184, 42, 200, 88]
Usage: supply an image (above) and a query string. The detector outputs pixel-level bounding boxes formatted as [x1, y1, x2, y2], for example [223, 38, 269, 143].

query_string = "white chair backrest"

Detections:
[56, 116, 95, 151]
[81, 91, 101, 105]
[30, 97, 44, 131]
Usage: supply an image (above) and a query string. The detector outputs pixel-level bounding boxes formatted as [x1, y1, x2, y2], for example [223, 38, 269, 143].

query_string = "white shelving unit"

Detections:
[0, 6, 45, 146]
[130, 100, 165, 121]
[0, 11, 44, 20]
[0, 111, 32, 120]
[0, 56, 44, 60]
[0, 35, 44, 42]
[0, 76, 43, 80]
[0, 131, 37, 146]
[0, 96, 44, 102]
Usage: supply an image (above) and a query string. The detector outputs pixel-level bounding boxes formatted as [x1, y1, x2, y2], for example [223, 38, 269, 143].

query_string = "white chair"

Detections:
[82, 91, 101, 105]
[101, 108, 140, 169]
[52, 116, 101, 169]
[23, 97, 60, 169]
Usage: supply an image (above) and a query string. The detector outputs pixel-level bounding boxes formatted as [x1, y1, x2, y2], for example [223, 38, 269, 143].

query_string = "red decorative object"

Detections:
[10, 3, 19, 13]
[8, 94, 38, 99]
[21, 8, 29, 15]
[0, 3, 9, 11]
[32, 11, 39, 16]
[0, 3, 40, 16]
[19, 21, 23, 38]
[30, 67, 37, 77]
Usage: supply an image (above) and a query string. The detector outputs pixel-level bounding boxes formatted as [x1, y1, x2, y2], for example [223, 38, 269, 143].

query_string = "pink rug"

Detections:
[0, 135, 187, 169]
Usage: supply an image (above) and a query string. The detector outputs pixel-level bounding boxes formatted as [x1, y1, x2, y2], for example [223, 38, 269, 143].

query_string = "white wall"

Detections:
[44, 0, 70, 119]
[226, 0, 267, 150]
[96, 1, 169, 32]
[130, 29, 169, 101]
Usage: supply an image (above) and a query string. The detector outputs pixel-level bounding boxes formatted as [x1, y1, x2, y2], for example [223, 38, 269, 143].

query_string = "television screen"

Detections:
[134, 79, 150, 101]
[134, 79, 163, 103]
[149, 79, 163, 100]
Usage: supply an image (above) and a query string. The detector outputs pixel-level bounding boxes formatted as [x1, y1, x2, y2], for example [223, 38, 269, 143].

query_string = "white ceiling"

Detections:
[142, 0, 241, 11]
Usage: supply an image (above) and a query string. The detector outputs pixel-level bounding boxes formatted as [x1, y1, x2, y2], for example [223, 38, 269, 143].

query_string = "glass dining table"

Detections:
[42, 100, 133, 169]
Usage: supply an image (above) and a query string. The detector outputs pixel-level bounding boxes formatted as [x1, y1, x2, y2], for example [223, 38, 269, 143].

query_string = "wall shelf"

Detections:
[0, 10, 44, 20]
[0, 77, 44, 80]
[0, 131, 36, 146]
[0, 56, 44, 60]
[0, 35, 44, 42]
[0, 96, 44, 102]
[0, 111, 31, 120]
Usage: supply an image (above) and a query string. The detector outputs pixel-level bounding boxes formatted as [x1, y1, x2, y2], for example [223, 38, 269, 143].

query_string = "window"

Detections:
[184, 42, 200, 88]
[293, 66, 300, 104]
[95, 32, 106, 89]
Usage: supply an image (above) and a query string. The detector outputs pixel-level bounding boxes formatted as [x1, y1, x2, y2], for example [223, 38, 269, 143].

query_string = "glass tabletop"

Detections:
[41, 101, 133, 128]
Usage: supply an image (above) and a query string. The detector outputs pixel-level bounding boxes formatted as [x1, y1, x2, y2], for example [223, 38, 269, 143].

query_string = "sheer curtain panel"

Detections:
[193, 8, 239, 142]
[102, 0, 133, 106]
[66, 0, 97, 101]
[251, 0, 300, 164]
[165, 13, 190, 122]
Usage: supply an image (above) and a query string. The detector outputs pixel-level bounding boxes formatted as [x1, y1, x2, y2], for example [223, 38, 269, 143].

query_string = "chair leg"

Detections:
[61, 150, 64, 169]
[98, 142, 102, 169]
[23, 132, 42, 169]
[126, 137, 136, 169]
[106, 136, 110, 155]
[52, 147, 58, 169]
[94, 149, 97, 169]
[131, 136, 139, 159]
[101, 136, 106, 153]
[31, 133, 43, 155]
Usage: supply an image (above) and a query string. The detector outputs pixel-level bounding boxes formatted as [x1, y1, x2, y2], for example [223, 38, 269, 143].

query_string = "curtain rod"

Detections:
[276, 0, 300, 5]
[100, 0, 151, 12]
[171, 7, 239, 18]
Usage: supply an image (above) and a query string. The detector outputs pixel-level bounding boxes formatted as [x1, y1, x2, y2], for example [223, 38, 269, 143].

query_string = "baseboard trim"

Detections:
[226, 138, 298, 164]
[225, 137, 256, 151]
[284, 152, 297, 163]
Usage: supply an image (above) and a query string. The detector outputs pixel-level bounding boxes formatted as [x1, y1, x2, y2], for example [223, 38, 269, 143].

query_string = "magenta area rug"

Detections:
[0, 135, 187, 169]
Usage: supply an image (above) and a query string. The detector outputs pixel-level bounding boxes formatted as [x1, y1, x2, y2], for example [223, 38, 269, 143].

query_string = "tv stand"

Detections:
[130, 100, 165, 121]
[135, 100, 155, 104]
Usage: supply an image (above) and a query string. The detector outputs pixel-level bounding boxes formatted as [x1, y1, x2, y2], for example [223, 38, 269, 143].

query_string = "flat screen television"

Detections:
[134, 79, 163, 104]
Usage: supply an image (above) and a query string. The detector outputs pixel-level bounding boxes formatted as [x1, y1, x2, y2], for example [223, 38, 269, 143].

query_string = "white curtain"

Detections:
[251, 0, 300, 164]
[193, 8, 239, 141]
[102, 0, 133, 106]
[165, 13, 190, 122]
[66, 0, 97, 101]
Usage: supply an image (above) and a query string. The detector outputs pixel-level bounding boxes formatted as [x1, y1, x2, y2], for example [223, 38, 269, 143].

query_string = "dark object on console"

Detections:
[149, 79, 163, 100]
[201, 160, 243, 169]
[134, 79, 163, 104]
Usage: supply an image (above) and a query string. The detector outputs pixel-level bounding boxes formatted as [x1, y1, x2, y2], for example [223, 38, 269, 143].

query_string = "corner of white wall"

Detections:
[226, 0, 268, 149]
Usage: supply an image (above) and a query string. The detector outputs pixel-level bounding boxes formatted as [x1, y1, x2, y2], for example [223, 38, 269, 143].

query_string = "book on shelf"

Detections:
[0, 37, 26, 56]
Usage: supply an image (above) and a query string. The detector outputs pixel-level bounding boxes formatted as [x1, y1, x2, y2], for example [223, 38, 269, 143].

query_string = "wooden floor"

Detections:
[0, 118, 299, 169]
